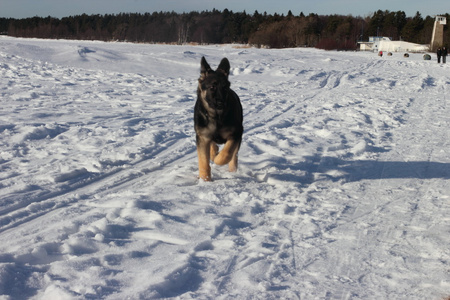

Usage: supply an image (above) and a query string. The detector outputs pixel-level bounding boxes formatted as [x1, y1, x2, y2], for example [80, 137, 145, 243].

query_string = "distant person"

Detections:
[437, 47, 442, 63]
[442, 47, 448, 64]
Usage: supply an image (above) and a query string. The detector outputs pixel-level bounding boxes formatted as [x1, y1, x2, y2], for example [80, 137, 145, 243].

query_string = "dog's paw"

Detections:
[228, 165, 237, 172]
[198, 174, 212, 182]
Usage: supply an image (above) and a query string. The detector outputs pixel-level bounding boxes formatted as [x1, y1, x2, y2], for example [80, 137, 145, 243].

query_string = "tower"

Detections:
[431, 16, 446, 51]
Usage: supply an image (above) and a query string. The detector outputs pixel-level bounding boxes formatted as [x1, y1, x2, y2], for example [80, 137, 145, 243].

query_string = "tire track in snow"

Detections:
[0, 133, 196, 234]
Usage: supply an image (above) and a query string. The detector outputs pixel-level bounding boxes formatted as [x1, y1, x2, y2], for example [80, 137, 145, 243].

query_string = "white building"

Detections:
[358, 36, 429, 53]
[431, 16, 447, 50]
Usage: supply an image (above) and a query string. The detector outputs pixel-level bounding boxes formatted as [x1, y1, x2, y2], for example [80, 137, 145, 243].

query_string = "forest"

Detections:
[0, 9, 449, 50]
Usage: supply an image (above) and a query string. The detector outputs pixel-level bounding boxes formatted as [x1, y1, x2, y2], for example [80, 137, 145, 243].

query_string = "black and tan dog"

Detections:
[194, 57, 243, 181]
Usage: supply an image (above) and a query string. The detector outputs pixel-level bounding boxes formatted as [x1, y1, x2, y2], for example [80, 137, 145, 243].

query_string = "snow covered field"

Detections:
[0, 36, 449, 299]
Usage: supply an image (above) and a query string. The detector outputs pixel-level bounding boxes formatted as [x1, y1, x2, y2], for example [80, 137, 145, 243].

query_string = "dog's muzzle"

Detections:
[215, 100, 224, 110]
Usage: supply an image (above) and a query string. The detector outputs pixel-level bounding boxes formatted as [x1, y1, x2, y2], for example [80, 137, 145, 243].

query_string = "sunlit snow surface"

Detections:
[1, 36, 449, 299]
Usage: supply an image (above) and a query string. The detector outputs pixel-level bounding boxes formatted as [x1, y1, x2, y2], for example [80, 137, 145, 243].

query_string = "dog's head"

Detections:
[198, 57, 231, 111]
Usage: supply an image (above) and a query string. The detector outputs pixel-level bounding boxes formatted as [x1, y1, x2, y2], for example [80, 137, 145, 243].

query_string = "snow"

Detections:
[0, 36, 449, 299]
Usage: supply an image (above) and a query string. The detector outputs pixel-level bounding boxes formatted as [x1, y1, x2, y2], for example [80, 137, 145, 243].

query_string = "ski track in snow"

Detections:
[0, 36, 449, 299]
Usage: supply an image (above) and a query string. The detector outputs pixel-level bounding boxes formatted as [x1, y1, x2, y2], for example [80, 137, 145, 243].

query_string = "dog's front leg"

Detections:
[214, 139, 241, 172]
[197, 136, 212, 181]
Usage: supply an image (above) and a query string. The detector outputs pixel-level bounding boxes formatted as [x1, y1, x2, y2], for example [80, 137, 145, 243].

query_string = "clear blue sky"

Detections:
[0, 0, 449, 19]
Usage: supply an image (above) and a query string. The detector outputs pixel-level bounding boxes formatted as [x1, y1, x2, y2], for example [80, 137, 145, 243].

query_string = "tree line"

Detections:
[0, 10, 448, 50]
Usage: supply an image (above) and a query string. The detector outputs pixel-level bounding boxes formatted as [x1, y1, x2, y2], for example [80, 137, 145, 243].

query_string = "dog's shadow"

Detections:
[245, 155, 450, 184]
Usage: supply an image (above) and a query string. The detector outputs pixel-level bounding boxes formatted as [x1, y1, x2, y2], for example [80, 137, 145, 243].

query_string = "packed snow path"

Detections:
[0, 37, 449, 299]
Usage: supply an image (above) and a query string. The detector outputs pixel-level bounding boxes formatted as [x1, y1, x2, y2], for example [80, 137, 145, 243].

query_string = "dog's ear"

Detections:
[217, 58, 230, 78]
[200, 57, 211, 80]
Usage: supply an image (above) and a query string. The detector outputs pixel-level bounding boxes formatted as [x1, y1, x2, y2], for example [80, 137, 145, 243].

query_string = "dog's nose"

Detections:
[216, 99, 224, 109]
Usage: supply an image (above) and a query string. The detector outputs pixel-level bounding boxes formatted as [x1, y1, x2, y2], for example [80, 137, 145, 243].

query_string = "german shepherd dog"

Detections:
[194, 57, 243, 181]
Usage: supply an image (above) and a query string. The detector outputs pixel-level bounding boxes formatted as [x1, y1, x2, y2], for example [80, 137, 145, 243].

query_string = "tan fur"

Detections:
[197, 137, 211, 181]
[213, 139, 240, 168]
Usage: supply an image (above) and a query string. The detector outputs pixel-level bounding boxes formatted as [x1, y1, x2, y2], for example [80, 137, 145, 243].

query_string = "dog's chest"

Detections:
[197, 117, 227, 143]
